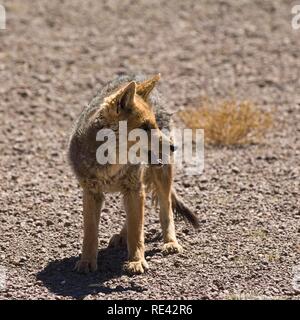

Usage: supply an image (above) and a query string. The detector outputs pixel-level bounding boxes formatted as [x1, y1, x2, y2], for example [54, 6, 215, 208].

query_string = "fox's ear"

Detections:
[117, 81, 136, 113]
[136, 74, 161, 101]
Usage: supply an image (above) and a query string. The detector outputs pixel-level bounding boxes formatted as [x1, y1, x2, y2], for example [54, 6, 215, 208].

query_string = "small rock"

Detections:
[232, 167, 240, 174]
[46, 220, 54, 226]
[35, 221, 43, 227]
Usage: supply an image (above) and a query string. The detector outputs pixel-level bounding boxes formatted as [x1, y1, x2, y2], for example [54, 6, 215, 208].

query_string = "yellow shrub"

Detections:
[178, 100, 272, 146]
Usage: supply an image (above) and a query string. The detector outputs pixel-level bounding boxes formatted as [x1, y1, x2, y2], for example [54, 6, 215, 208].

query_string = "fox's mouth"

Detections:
[148, 151, 165, 167]
[153, 158, 164, 168]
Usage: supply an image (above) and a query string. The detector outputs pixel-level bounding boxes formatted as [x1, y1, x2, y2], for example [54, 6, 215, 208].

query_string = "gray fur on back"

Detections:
[71, 74, 171, 137]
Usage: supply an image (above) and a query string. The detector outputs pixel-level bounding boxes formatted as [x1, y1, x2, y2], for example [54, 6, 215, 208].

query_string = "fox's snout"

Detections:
[159, 132, 177, 153]
[147, 133, 177, 166]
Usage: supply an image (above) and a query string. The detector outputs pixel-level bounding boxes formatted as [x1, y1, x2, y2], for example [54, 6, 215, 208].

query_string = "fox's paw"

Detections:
[162, 242, 183, 255]
[74, 258, 97, 273]
[123, 259, 149, 275]
[108, 233, 127, 248]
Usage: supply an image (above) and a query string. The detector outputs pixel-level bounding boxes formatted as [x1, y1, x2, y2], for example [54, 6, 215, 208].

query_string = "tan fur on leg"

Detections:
[152, 165, 183, 254]
[75, 189, 104, 273]
[123, 188, 148, 274]
[108, 221, 127, 248]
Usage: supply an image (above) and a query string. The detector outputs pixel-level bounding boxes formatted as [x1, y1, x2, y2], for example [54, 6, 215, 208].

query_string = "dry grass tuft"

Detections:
[178, 99, 272, 146]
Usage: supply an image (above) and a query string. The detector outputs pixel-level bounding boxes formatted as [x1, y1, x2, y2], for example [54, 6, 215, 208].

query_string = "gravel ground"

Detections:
[0, 0, 299, 300]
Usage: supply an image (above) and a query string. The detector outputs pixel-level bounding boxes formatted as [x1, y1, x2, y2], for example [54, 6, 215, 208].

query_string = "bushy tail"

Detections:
[171, 191, 200, 229]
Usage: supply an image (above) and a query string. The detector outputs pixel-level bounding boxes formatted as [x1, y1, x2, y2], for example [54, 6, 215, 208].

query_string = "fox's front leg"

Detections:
[123, 188, 148, 274]
[75, 188, 104, 273]
[153, 166, 183, 254]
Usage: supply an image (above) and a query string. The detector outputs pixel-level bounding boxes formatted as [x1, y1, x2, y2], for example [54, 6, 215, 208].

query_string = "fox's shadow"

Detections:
[37, 244, 160, 299]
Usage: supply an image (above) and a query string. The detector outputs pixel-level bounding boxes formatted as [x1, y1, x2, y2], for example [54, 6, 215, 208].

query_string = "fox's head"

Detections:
[97, 74, 176, 166]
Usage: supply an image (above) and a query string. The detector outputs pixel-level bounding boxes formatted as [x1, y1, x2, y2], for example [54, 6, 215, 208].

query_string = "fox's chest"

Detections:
[80, 164, 143, 194]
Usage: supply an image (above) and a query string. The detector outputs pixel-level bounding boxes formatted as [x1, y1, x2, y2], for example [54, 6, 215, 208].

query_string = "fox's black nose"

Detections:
[170, 144, 177, 153]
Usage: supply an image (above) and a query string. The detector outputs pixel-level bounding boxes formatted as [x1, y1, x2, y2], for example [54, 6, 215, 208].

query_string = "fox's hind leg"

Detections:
[152, 165, 183, 254]
[108, 221, 127, 248]
[75, 188, 104, 273]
